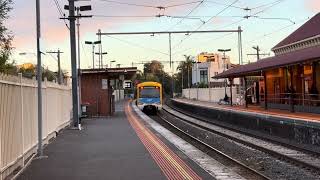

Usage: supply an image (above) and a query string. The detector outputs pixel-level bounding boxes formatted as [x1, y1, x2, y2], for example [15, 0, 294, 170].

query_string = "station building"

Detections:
[80, 67, 137, 117]
[215, 13, 320, 114]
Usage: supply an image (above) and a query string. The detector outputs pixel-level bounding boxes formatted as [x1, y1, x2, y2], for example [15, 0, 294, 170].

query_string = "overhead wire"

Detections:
[99, 0, 203, 9]
[166, 0, 205, 30]
[105, 35, 169, 56]
[53, 0, 70, 30]
[250, 0, 285, 16]
[171, 0, 239, 51]
[244, 16, 310, 46]
[205, 0, 245, 10]
[99, 0, 155, 8]
[171, 0, 287, 53]
[93, 15, 157, 18]
[250, 0, 285, 11]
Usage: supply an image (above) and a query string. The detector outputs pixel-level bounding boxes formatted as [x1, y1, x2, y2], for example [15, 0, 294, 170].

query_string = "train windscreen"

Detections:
[140, 87, 160, 98]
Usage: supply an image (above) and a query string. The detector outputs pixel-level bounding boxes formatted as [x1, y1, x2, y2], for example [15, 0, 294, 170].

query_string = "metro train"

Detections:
[136, 81, 163, 114]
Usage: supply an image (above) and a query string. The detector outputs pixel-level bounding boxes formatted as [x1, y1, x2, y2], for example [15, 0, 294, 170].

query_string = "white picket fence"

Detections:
[182, 87, 240, 103]
[0, 74, 72, 179]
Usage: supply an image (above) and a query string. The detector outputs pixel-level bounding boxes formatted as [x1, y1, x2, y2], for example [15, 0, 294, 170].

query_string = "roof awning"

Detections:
[214, 45, 320, 79]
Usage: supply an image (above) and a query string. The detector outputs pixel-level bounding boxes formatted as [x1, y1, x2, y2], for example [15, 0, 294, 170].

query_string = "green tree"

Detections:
[133, 60, 173, 97]
[143, 60, 164, 75]
[0, 0, 14, 74]
[175, 55, 194, 93]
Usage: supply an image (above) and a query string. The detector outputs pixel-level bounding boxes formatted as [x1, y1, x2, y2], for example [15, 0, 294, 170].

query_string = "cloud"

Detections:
[305, 0, 320, 12]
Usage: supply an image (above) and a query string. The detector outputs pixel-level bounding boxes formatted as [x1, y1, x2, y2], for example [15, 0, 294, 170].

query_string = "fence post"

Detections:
[19, 73, 25, 167]
[0, 75, 3, 180]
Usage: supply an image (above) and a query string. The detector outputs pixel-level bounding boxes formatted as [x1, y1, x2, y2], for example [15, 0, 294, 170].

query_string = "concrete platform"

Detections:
[17, 101, 212, 180]
[171, 98, 320, 149]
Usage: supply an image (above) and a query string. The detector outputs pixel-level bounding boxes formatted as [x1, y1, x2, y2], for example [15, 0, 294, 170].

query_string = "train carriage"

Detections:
[136, 82, 162, 113]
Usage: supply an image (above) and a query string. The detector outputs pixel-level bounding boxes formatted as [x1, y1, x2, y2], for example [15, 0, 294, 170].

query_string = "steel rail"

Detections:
[164, 103, 320, 175]
[155, 112, 271, 180]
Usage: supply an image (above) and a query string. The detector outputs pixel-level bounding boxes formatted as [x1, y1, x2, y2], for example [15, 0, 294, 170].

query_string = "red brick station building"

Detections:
[80, 67, 137, 117]
[215, 13, 320, 114]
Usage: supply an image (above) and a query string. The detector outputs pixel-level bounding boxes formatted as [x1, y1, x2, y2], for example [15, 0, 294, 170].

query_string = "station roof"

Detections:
[214, 45, 320, 79]
[81, 67, 137, 74]
[272, 13, 320, 50]
[80, 67, 137, 79]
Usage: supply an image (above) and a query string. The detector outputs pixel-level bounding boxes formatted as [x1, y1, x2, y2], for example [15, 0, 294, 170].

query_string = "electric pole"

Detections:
[36, 0, 44, 157]
[247, 46, 270, 62]
[68, 0, 79, 128]
[62, 3, 92, 129]
[46, 50, 64, 84]
[98, 29, 103, 68]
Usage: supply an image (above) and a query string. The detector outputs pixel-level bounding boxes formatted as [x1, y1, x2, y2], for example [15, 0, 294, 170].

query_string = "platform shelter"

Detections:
[215, 13, 320, 114]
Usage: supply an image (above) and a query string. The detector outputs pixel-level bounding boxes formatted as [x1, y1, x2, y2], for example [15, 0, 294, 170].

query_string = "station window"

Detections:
[200, 70, 208, 83]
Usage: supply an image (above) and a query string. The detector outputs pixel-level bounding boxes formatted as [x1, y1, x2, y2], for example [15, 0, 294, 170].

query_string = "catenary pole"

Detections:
[69, 0, 79, 128]
[36, 0, 43, 157]
[46, 50, 64, 84]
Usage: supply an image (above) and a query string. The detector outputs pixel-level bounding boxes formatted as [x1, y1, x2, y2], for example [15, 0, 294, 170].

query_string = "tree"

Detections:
[132, 61, 173, 97]
[143, 60, 164, 75]
[0, 0, 14, 74]
[176, 55, 194, 92]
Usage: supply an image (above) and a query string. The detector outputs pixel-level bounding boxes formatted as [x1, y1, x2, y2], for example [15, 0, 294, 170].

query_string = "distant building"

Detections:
[192, 52, 237, 87]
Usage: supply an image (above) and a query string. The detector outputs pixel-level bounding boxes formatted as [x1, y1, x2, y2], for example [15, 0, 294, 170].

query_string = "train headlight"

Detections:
[138, 102, 144, 105]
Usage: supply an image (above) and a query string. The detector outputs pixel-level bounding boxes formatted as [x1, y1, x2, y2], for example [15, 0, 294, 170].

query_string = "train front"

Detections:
[137, 83, 162, 113]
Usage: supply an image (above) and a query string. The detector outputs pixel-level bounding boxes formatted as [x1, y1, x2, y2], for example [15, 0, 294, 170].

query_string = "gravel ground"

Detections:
[158, 110, 320, 180]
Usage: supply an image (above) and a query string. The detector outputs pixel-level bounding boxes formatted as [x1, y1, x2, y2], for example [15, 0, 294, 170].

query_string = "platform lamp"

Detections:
[85, 40, 101, 69]
[110, 60, 116, 68]
[218, 49, 231, 100]
[192, 61, 201, 100]
[178, 67, 183, 93]
[95, 52, 108, 68]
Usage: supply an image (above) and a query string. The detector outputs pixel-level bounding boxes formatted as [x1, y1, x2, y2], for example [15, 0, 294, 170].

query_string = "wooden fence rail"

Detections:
[0, 73, 72, 179]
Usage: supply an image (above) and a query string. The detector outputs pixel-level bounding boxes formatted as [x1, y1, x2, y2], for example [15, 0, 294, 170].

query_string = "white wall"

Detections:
[113, 89, 125, 102]
[0, 74, 72, 179]
[182, 87, 240, 104]
[191, 61, 239, 85]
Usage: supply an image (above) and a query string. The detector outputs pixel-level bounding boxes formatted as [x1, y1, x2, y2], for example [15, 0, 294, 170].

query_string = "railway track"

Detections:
[149, 114, 271, 180]
[163, 103, 320, 177]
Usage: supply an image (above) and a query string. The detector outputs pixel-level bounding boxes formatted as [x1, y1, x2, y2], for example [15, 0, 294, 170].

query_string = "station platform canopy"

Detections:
[214, 45, 320, 79]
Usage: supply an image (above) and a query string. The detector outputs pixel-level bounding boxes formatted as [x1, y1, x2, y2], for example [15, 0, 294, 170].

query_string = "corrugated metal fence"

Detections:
[0, 74, 72, 179]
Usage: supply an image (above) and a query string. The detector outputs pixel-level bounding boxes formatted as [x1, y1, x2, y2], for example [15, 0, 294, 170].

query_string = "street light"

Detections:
[192, 61, 201, 100]
[85, 40, 101, 69]
[178, 67, 183, 93]
[218, 49, 231, 100]
[95, 52, 108, 68]
[110, 60, 116, 68]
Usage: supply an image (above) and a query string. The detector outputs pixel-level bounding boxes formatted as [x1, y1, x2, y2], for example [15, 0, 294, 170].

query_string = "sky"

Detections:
[5, 0, 320, 73]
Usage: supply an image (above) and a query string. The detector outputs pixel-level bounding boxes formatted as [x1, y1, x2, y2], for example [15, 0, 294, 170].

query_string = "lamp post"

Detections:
[85, 40, 101, 69]
[178, 67, 183, 94]
[192, 61, 201, 100]
[188, 64, 191, 99]
[218, 49, 231, 100]
[110, 60, 116, 68]
[204, 55, 214, 102]
[95, 52, 108, 68]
